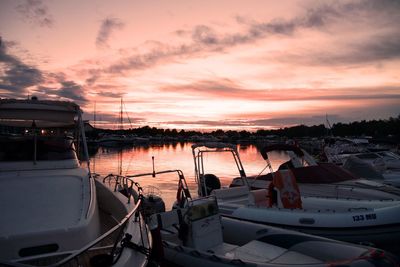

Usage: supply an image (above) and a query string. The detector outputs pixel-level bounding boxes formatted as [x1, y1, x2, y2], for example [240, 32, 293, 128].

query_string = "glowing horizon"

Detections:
[1, 0, 399, 131]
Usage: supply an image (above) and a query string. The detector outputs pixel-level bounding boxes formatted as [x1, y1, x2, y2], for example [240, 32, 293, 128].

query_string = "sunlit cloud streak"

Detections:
[2, 0, 400, 130]
[96, 17, 125, 49]
[15, 0, 54, 28]
[85, 0, 400, 85]
[159, 79, 400, 102]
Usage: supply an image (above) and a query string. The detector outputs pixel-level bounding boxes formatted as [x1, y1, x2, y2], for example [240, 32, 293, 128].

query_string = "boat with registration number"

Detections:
[192, 143, 400, 251]
[143, 169, 399, 267]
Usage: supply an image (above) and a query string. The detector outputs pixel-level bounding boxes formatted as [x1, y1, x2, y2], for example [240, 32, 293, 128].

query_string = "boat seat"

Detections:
[207, 242, 238, 255]
[248, 189, 269, 207]
[185, 200, 224, 251]
[233, 240, 286, 261]
[212, 186, 249, 203]
[153, 208, 185, 230]
[269, 170, 302, 209]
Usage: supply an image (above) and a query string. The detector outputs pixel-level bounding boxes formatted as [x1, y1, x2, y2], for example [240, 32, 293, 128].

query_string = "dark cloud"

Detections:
[96, 17, 125, 49]
[282, 33, 400, 66]
[36, 73, 88, 104]
[0, 38, 87, 104]
[249, 115, 342, 128]
[332, 34, 400, 64]
[192, 25, 219, 45]
[58, 81, 87, 103]
[167, 113, 399, 129]
[96, 90, 124, 98]
[103, 43, 200, 75]
[0, 38, 43, 96]
[16, 0, 54, 27]
[81, 111, 146, 128]
[166, 119, 250, 128]
[165, 116, 331, 129]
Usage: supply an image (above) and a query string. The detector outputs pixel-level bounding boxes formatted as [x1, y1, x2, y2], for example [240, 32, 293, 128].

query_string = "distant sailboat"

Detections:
[97, 98, 148, 146]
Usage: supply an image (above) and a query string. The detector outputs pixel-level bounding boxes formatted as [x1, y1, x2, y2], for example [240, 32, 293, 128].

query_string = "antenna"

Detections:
[122, 100, 133, 129]
[93, 101, 96, 129]
[326, 114, 333, 136]
[152, 156, 155, 177]
[119, 98, 123, 131]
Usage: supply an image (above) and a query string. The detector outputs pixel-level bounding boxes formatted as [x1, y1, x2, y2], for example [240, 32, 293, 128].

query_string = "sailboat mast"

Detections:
[119, 98, 123, 131]
[93, 101, 96, 129]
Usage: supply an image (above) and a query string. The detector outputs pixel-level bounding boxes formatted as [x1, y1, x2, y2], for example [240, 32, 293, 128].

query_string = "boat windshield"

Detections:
[0, 135, 78, 162]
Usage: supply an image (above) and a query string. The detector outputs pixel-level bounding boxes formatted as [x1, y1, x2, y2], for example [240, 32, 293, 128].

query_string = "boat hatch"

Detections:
[19, 244, 59, 257]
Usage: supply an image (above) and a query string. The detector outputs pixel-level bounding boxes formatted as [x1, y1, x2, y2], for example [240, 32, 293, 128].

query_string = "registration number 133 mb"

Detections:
[353, 213, 377, 222]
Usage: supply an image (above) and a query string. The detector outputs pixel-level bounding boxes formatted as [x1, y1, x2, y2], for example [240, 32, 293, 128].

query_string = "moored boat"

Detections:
[230, 144, 400, 200]
[192, 143, 400, 252]
[144, 170, 399, 266]
[0, 98, 151, 266]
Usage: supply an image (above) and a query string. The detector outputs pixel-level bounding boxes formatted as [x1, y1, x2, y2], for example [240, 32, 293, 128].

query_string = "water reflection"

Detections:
[88, 142, 288, 209]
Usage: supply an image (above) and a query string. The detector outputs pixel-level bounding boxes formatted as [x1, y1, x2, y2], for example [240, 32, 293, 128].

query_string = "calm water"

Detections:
[86, 143, 400, 254]
[87, 142, 287, 209]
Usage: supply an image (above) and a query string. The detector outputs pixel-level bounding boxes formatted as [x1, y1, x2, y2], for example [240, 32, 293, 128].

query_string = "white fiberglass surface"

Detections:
[0, 172, 88, 236]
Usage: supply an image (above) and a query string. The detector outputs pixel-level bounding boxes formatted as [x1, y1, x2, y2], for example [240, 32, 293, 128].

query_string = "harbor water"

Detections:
[85, 142, 400, 255]
[87, 142, 287, 209]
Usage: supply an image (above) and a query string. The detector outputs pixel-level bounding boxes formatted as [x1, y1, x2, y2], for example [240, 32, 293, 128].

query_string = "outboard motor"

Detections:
[201, 174, 221, 196]
[142, 194, 166, 218]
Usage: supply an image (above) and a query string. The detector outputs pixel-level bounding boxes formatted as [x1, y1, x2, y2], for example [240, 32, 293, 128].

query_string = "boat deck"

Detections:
[0, 173, 90, 237]
[15, 209, 120, 267]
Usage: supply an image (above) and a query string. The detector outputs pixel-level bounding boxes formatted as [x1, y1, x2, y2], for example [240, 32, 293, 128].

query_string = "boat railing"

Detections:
[0, 180, 148, 267]
[192, 143, 248, 196]
[101, 173, 138, 203]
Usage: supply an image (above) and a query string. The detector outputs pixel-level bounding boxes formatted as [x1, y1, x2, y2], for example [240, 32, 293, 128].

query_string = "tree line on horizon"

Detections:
[91, 115, 400, 141]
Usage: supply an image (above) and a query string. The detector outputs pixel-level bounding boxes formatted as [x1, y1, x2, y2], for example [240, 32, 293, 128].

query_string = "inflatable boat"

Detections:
[148, 197, 399, 267]
[192, 143, 400, 251]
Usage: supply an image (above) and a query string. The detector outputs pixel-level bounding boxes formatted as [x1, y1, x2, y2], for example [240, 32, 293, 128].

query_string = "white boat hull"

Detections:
[152, 203, 399, 267]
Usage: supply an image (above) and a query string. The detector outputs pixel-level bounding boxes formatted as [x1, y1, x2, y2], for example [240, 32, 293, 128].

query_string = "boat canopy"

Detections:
[260, 144, 304, 160]
[0, 98, 80, 127]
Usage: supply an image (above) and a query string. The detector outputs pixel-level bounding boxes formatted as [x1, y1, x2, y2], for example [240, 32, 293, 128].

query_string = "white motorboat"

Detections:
[323, 138, 400, 187]
[192, 143, 400, 252]
[148, 195, 399, 266]
[0, 98, 151, 266]
[342, 152, 400, 187]
[97, 133, 130, 147]
[230, 144, 400, 200]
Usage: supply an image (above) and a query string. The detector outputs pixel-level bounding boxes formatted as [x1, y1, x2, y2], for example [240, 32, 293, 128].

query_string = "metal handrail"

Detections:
[126, 169, 192, 202]
[102, 173, 138, 203]
[192, 143, 249, 196]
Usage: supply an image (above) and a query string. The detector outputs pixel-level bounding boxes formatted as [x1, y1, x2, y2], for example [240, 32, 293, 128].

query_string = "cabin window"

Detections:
[0, 136, 77, 162]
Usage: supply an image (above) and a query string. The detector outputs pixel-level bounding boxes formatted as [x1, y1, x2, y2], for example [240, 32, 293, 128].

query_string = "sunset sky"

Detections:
[1, 0, 399, 130]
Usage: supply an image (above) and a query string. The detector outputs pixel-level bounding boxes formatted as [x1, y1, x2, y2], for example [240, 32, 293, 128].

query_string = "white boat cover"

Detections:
[0, 98, 80, 127]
